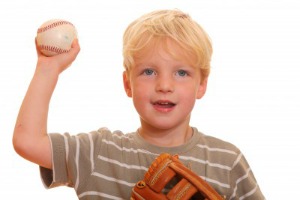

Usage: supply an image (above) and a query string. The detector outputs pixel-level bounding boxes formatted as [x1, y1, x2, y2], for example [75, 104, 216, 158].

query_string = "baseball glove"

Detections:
[131, 153, 223, 200]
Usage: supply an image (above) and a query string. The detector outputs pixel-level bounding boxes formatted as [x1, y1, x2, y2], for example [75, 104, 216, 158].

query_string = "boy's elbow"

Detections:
[12, 129, 28, 158]
[12, 126, 52, 169]
[12, 125, 34, 160]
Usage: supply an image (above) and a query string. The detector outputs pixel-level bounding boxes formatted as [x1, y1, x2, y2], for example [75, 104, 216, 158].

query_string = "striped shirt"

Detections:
[40, 127, 265, 200]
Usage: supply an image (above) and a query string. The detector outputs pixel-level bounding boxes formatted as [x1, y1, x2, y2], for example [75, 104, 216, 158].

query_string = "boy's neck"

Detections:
[137, 125, 193, 147]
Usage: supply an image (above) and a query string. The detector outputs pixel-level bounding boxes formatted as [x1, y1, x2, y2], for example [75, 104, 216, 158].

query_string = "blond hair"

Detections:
[123, 9, 213, 79]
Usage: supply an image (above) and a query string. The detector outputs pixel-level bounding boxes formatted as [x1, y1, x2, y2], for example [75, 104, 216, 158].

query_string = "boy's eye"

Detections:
[176, 70, 188, 76]
[143, 69, 155, 76]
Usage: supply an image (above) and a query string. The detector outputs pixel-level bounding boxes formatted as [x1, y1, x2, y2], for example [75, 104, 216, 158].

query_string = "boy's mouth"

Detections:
[153, 100, 176, 108]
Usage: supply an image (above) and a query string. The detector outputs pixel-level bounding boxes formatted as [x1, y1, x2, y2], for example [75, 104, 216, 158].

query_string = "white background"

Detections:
[1, 0, 299, 199]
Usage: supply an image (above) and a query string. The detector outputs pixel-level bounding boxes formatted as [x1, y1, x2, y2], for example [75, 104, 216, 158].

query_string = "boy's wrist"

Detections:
[35, 61, 62, 78]
[33, 67, 60, 89]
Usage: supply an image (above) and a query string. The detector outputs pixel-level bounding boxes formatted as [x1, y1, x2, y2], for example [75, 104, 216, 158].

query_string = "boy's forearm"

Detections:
[13, 71, 58, 168]
[17, 71, 58, 133]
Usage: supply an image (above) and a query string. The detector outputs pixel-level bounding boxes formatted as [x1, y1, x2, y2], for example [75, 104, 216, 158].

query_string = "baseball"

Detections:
[36, 19, 77, 57]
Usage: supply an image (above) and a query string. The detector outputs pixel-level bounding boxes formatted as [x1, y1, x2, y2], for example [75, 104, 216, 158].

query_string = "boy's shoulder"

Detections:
[195, 128, 241, 154]
[90, 127, 136, 142]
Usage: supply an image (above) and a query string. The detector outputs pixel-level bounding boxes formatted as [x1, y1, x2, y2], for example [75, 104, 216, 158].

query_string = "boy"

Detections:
[13, 9, 265, 199]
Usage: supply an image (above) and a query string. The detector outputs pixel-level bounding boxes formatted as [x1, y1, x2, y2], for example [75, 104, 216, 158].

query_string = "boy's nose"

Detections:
[155, 75, 174, 93]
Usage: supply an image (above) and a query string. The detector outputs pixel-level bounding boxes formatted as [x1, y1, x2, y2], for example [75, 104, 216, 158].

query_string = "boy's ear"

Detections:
[123, 71, 132, 97]
[196, 78, 208, 99]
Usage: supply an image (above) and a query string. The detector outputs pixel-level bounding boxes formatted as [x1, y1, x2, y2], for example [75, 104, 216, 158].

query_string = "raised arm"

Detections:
[13, 39, 80, 169]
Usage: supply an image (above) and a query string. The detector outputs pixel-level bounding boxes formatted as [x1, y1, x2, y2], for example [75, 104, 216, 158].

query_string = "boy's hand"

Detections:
[35, 38, 80, 76]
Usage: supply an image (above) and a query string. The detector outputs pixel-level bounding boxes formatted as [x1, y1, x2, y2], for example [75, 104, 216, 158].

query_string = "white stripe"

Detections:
[78, 191, 125, 200]
[179, 155, 231, 188]
[112, 132, 135, 140]
[229, 168, 252, 200]
[232, 153, 243, 169]
[102, 139, 157, 156]
[197, 144, 237, 155]
[91, 172, 136, 187]
[201, 176, 230, 188]
[98, 155, 148, 171]
[88, 133, 95, 172]
[63, 134, 69, 162]
[240, 184, 258, 200]
[55, 134, 69, 183]
[49, 135, 57, 181]
[236, 167, 252, 184]
[74, 136, 80, 190]
[180, 155, 232, 170]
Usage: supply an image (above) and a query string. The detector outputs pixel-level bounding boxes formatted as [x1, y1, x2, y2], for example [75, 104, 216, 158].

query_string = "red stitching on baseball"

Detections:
[39, 45, 69, 54]
[37, 20, 74, 33]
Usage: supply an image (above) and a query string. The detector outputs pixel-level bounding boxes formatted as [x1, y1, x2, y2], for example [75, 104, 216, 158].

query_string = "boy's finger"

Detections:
[68, 38, 81, 59]
[34, 37, 42, 57]
[54, 39, 80, 69]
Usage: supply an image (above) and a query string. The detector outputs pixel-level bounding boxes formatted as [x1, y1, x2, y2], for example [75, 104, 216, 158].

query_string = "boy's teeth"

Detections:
[156, 102, 175, 106]
[157, 102, 170, 105]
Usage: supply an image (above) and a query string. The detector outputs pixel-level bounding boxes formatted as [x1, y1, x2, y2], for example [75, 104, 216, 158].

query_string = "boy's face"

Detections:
[123, 39, 207, 131]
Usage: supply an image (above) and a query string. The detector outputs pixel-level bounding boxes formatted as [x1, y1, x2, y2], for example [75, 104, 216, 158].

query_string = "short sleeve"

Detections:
[40, 133, 73, 188]
[228, 153, 265, 200]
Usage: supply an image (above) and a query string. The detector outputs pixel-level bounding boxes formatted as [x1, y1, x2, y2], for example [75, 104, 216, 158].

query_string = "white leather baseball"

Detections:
[36, 19, 77, 57]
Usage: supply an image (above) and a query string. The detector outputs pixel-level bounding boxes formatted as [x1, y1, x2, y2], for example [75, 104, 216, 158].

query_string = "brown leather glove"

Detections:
[131, 153, 224, 200]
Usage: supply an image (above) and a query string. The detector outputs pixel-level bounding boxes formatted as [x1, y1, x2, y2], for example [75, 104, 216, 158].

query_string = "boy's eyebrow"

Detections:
[136, 64, 157, 69]
[134, 59, 156, 66]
